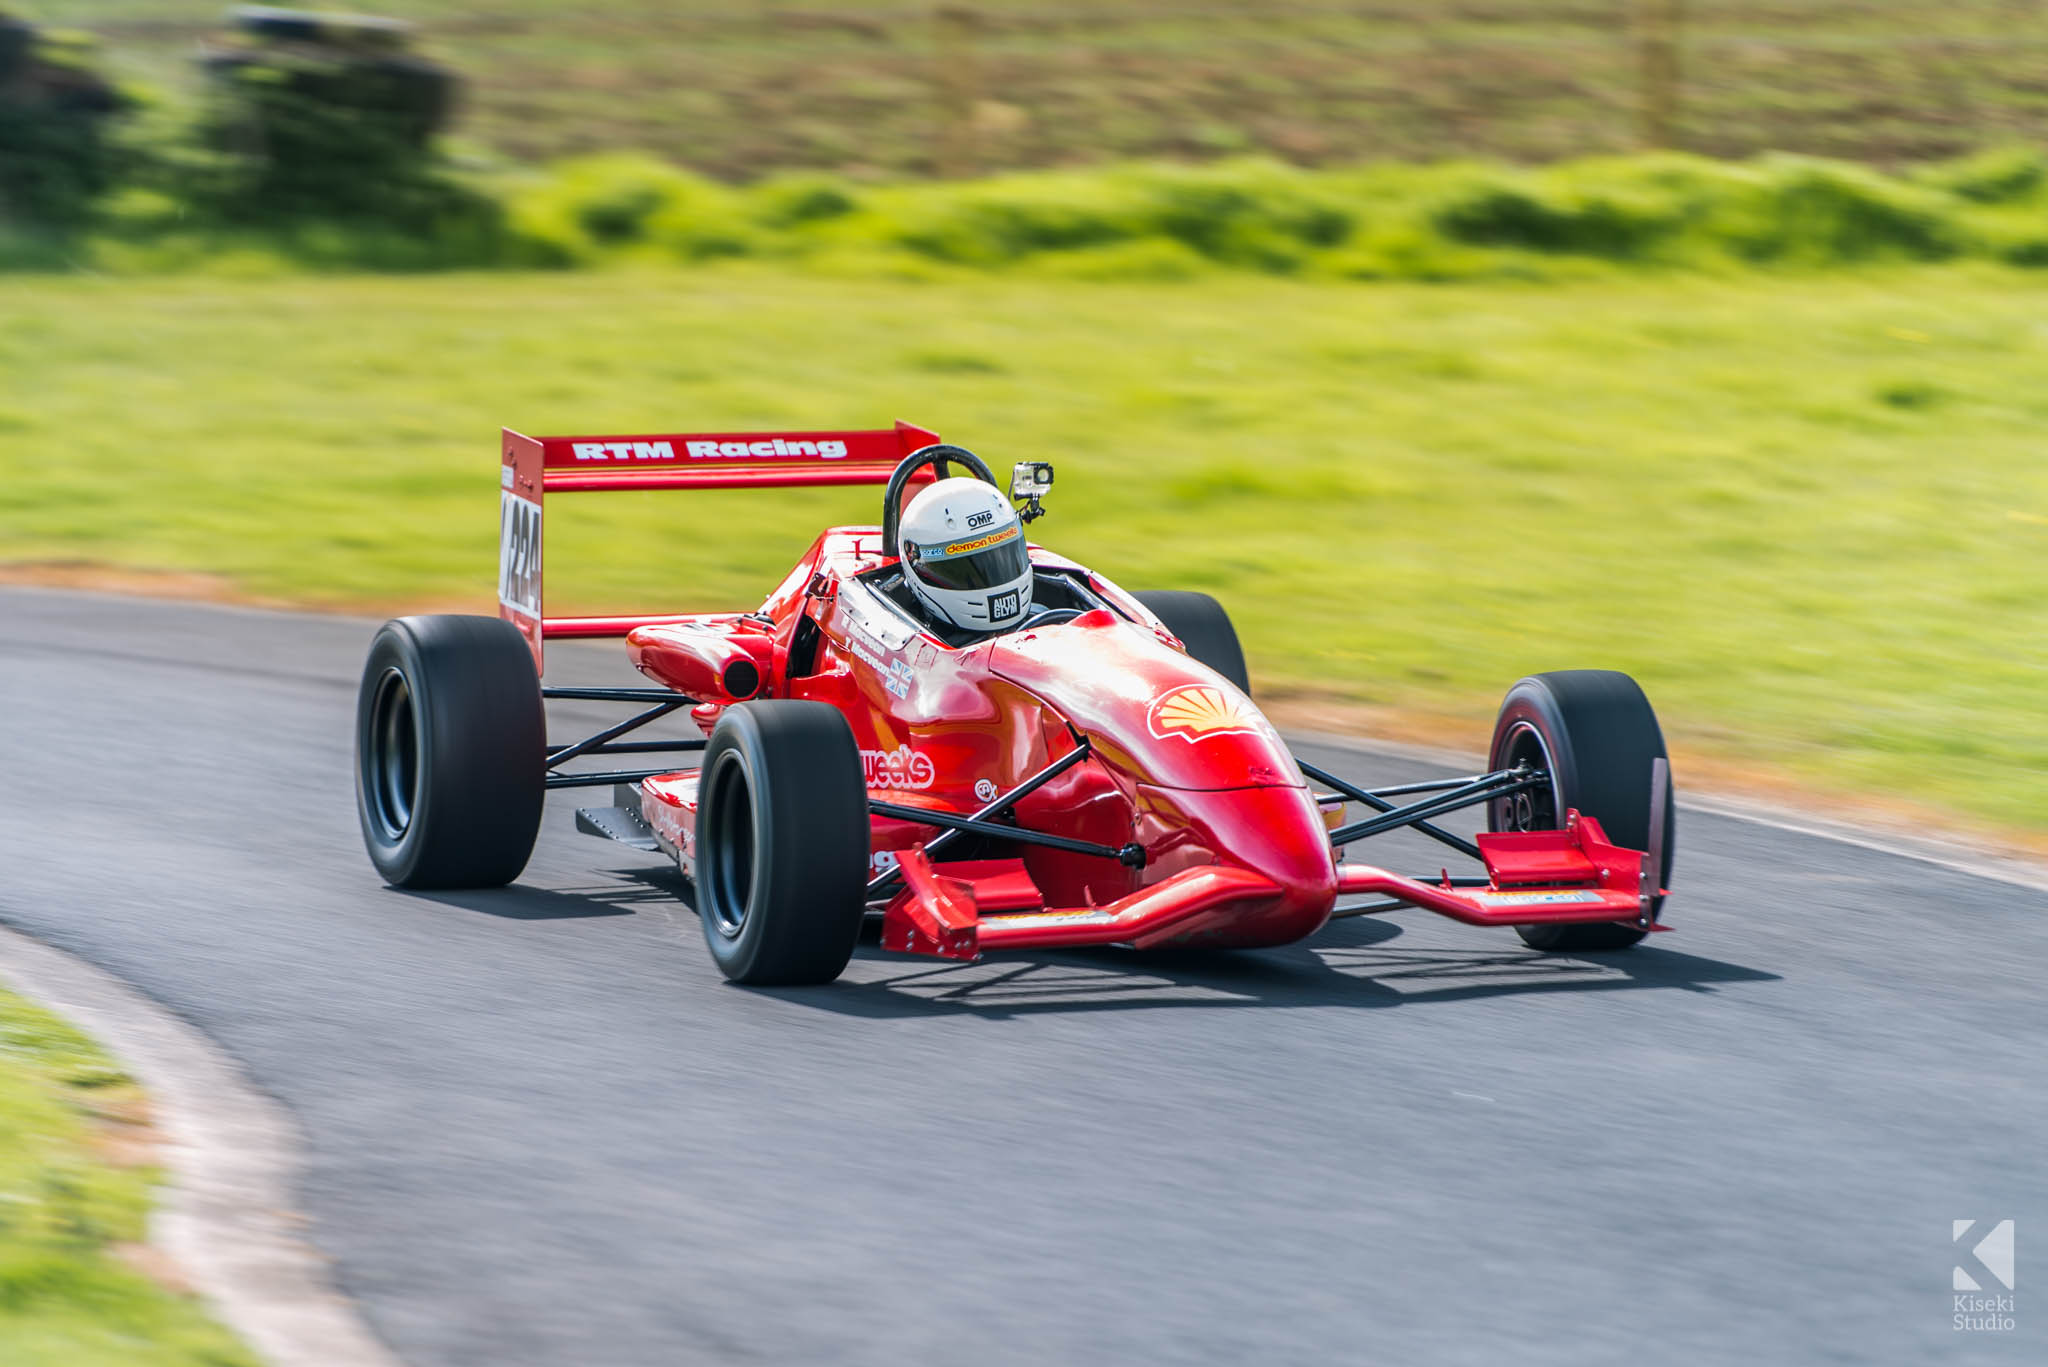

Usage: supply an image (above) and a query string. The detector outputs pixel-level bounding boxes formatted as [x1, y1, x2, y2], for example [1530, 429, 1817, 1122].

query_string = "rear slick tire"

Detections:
[693, 701, 869, 986]
[354, 614, 544, 889]
[1486, 669, 1675, 953]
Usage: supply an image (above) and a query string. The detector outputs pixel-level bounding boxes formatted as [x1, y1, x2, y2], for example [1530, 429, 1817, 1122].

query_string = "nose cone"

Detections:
[989, 611, 1303, 791]
[1133, 783, 1338, 948]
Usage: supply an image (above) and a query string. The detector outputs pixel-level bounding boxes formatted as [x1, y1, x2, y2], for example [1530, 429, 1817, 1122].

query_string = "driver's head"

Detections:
[898, 476, 1033, 634]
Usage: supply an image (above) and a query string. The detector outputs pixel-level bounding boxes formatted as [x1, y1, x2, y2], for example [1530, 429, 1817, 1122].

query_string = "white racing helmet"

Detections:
[898, 476, 1033, 634]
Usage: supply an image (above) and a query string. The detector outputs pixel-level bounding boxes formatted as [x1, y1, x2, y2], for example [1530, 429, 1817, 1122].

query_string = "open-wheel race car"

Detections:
[354, 421, 1675, 985]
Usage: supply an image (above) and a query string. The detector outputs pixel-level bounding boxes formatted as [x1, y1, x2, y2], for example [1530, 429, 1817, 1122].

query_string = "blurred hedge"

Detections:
[487, 148, 2048, 281]
[18, 142, 2048, 278]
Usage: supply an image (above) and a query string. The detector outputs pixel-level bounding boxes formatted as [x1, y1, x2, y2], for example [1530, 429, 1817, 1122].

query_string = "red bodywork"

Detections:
[502, 424, 1662, 960]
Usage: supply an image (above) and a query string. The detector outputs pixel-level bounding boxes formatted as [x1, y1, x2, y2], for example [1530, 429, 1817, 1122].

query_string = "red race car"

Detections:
[354, 423, 1675, 985]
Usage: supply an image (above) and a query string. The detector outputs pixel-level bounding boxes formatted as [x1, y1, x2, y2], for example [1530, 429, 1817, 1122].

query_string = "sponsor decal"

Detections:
[1474, 890, 1606, 907]
[842, 630, 889, 673]
[934, 525, 1022, 560]
[568, 438, 849, 461]
[500, 463, 514, 488]
[863, 745, 935, 790]
[965, 509, 996, 530]
[841, 624, 918, 698]
[982, 909, 1119, 930]
[498, 491, 542, 617]
[869, 850, 901, 875]
[974, 778, 1000, 804]
[987, 588, 1022, 621]
[1146, 684, 1262, 742]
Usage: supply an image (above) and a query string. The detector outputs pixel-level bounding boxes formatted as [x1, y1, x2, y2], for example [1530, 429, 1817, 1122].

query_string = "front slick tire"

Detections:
[694, 701, 869, 986]
[1487, 669, 1675, 953]
[1133, 589, 1251, 695]
[354, 614, 544, 889]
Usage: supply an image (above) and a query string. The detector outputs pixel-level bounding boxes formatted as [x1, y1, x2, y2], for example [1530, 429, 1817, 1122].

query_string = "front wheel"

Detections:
[1487, 670, 1675, 952]
[1133, 590, 1251, 695]
[694, 701, 870, 985]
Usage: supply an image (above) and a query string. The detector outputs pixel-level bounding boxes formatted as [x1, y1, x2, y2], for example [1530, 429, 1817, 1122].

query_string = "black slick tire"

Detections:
[1487, 669, 1675, 952]
[354, 614, 545, 889]
[1133, 590, 1251, 695]
[693, 701, 869, 985]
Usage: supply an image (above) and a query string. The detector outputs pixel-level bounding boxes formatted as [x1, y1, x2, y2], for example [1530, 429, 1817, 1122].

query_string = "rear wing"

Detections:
[499, 420, 939, 672]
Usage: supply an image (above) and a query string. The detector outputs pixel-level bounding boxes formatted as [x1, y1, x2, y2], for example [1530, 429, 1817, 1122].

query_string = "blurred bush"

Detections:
[177, 6, 504, 261]
[0, 11, 125, 230]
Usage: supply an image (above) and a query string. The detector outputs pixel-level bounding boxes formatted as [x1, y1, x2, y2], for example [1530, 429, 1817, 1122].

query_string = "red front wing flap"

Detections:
[879, 808, 1662, 962]
[880, 850, 1283, 961]
[1338, 809, 1665, 929]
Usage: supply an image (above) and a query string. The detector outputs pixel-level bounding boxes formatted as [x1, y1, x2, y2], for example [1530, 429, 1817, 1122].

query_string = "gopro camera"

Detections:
[1010, 461, 1054, 498]
[1010, 461, 1054, 523]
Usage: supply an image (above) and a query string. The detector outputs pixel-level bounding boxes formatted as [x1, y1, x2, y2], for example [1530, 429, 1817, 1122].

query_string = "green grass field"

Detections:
[0, 987, 256, 1366]
[1, 265, 2041, 832]
[29, 0, 2048, 177]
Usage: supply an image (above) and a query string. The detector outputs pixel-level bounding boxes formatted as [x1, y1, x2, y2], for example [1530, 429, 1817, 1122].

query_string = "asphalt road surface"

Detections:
[1, 586, 2042, 1366]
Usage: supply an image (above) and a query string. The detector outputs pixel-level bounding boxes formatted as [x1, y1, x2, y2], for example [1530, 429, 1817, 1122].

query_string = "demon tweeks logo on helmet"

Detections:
[926, 525, 1022, 561]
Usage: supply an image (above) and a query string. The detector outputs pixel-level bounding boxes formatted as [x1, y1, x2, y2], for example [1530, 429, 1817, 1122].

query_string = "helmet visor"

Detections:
[907, 524, 1030, 592]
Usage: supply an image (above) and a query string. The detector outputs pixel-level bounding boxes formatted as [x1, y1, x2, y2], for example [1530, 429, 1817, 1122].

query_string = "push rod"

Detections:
[1298, 759, 1488, 862]
[1327, 770, 1545, 847]
[866, 740, 1096, 897]
[868, 801, 1144, 869]
[547, 700, 686, 765]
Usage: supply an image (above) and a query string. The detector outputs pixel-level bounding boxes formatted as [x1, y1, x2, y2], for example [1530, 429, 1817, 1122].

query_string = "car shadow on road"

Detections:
[775, 915, 1780, 1020]
[387, 867, 681, 920]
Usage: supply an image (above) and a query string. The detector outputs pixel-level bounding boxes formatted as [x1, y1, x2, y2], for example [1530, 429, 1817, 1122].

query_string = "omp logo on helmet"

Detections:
[862, 746, 934, 790]
[569, 438, 849, 461]
[965, 509, 996, 529]
[938, 526, 1020, 558]
[1147, 685, 1261, 741]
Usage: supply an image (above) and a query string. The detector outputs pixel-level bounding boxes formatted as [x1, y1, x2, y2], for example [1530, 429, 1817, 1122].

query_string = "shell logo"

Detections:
[1147, 684, 1262, 742]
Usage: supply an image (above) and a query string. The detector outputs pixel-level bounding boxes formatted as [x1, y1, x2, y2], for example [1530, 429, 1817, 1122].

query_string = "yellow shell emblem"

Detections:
[1147, 685, 1262, 741]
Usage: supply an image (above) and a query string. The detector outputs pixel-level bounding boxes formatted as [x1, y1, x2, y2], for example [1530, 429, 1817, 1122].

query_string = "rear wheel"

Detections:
[694, 701, 869, 985]
[354, 615, 544, 889]
[1134, 590, 1250, 695]
[1487, 670, 1675, 952]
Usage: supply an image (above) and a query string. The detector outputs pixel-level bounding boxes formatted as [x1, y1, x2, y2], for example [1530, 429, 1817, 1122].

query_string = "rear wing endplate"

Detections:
[499, 420, 938, 671]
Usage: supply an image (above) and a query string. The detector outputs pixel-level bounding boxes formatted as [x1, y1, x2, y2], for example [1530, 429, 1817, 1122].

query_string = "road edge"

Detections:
[0, 925, 404, 1367]
[1288, 727, 2048, 894]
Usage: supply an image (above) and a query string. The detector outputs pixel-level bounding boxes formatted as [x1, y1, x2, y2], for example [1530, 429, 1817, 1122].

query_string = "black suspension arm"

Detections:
[547, 699, 687, 765]
[544, 767, 689, 790]
[866, 740, 1097, 897]
[1327, 769, 1545, 847]
[1297, 759, 1487, 862]
[542, 686, 694, 703]
[868, 801, 1145, 869]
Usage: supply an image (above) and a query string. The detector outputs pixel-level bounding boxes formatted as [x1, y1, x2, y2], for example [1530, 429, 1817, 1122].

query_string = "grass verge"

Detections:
[0, 265, 2042, 836]
[0, 984, 256, 1366]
